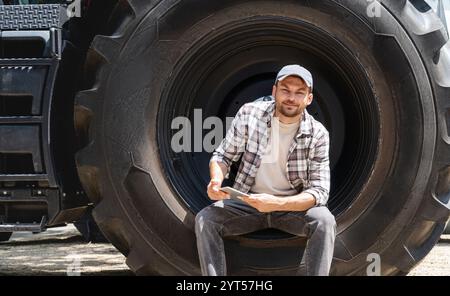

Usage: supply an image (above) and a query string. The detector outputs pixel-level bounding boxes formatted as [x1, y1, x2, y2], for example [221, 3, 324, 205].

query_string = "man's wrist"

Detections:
[277, 193, 316, 211]
[276, 197, 293, 211]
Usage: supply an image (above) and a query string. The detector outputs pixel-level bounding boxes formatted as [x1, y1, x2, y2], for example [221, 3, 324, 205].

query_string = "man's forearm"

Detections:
[276, 192, 316, 211]
[209, 161, 228, 182]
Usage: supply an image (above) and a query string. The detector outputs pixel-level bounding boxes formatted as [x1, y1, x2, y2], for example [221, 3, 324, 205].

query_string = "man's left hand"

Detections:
[240, 193, 281, 213]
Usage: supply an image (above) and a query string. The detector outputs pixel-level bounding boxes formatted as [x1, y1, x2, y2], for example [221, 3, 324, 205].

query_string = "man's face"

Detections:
[272, 76, 313, 118]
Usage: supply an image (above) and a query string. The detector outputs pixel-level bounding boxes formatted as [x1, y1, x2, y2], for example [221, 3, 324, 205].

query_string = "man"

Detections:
[195, 65, 336, 276]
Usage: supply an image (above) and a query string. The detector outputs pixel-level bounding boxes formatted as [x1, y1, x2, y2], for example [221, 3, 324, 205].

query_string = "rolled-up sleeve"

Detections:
[210, 107, 247, 174]
[302, 129, 330, 206]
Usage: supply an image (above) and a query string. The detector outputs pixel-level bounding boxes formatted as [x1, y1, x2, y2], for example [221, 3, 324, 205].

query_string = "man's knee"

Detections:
[306, 206, 336, 232]
[195, 206, 222, 234]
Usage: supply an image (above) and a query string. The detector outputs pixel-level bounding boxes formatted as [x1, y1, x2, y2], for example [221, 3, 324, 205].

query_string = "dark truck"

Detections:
[0, 0, 449, 275]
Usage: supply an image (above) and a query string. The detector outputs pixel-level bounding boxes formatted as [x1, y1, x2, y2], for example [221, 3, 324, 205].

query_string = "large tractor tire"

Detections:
[74, 0, 450, 275]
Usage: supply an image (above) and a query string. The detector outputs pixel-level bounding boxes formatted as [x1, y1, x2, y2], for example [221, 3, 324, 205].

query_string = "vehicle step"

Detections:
[0, 216, 46, 233]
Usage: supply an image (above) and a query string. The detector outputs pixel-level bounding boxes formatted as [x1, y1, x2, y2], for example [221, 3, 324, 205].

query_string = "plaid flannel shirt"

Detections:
[210, 99, 330, 206]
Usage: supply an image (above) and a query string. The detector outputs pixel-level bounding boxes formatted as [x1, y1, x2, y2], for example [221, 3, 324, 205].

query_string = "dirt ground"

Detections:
[0, 224, 448, 276]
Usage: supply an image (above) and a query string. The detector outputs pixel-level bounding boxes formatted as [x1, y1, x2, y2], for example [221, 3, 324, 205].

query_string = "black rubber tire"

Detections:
[73, 208, 108, 243]
[75, 0, 450, 275]
[0, 232, 12, 242]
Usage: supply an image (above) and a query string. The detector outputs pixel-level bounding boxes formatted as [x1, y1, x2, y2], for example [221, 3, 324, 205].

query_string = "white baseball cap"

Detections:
[275, 64, 313, 90]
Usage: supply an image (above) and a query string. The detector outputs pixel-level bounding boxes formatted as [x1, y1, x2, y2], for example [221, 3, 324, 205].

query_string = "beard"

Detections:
[277, 102, 303, 118]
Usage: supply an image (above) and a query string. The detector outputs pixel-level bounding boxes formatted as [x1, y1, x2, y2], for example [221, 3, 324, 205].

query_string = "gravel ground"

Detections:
[0, 225, 131, 276]
[0, 225, 448, 276]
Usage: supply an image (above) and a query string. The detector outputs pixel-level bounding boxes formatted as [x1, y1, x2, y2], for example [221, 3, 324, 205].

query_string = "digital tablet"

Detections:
[219, 186, 249, 201]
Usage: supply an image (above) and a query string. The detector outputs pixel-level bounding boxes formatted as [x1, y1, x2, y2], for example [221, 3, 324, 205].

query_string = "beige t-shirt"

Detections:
[250, 116, 300, 196]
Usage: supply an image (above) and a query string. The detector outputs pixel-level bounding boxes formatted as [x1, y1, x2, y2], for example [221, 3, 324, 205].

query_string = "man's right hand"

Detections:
[207, 179, 230, 201]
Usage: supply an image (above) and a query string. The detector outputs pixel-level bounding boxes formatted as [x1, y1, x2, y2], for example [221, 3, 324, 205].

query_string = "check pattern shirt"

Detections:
[211, 99, 330, 206]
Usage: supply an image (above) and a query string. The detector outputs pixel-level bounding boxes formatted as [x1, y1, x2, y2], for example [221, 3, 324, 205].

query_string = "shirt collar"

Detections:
[263, 99, 313, 138]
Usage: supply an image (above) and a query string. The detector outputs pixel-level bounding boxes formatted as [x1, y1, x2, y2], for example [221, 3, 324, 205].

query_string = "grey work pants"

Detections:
[195, 199, 336, 276]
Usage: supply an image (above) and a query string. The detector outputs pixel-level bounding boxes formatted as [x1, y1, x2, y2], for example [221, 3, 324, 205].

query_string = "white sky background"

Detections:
[426, 0, 450, 28]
